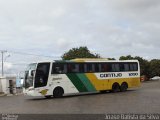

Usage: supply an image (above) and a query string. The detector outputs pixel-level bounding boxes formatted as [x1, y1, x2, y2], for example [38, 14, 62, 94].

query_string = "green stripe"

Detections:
[66, 73, 88, 92]
[77, 74, 96, 92]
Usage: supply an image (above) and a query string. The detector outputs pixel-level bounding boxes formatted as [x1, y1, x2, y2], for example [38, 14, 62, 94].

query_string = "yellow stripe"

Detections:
[71, 58, 109, 62]
[71, 59, 85, 62]
[85, 73, 140, 91]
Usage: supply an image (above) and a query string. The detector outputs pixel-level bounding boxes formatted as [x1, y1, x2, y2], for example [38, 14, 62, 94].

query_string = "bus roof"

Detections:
[31, 59, 139, 64]
[53, 59, 139, 63]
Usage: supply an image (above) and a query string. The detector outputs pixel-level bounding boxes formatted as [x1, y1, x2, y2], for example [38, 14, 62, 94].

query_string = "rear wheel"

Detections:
[53, 87, 64, 98]
[120, 82, 128, 92]
[112, 83, 120, 93]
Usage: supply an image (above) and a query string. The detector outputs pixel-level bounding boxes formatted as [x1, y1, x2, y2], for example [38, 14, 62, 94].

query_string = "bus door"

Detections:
[34, 63, 50, 88]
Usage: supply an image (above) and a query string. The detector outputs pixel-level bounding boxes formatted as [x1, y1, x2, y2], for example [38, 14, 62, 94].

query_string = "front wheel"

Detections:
[53, 87, 64, 98]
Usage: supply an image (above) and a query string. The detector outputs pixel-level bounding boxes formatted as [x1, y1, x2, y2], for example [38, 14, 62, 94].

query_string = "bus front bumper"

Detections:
[24, 89, 43, 97]
[23, 87, 50, 97]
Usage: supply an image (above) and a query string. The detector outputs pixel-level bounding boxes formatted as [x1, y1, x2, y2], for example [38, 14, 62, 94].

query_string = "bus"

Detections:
[23, 59, 140, 98]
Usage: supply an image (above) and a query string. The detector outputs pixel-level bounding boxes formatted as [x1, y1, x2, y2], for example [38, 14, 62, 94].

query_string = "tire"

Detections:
[112, 83, 120, 93]
[53, 87, 64, 98]
[120, 82, 128, 92]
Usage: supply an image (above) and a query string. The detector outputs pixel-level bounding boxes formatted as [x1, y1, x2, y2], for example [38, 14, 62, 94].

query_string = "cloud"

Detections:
[4, 62, 13, 70]
[0, 0, 160, 73]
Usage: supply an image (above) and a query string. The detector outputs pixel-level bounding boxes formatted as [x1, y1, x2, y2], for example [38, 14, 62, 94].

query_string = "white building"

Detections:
[0, 76, 16, 94]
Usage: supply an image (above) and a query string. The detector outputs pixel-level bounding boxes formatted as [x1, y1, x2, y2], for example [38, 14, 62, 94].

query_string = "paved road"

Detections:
[0, 80, 160, 114]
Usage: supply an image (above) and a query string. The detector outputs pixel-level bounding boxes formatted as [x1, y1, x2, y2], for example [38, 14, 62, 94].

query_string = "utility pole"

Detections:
[1, 50, 7, 76]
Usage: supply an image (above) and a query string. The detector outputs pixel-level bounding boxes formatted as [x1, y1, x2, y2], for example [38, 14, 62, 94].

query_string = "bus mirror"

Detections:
[29, 70, 35, 77]
[31, 70, 35, 76]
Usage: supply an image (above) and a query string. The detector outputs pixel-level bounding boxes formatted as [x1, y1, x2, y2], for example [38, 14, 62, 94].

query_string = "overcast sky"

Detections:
[0, 0, 160, 75]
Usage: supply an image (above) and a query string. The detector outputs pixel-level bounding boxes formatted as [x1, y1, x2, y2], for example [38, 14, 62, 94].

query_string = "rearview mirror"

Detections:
[29, 70, 35, 77]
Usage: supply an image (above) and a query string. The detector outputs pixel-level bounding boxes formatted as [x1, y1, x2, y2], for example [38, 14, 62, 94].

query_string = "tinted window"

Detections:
[111, 63, 120, 72]
[52, 62, 138, 73]
[79, 63, 84, 73]
[84, 64, 95, 73]
[100, 63, 110, 72]
[129, 63, 138, 71]
[124, 63, 129, 71]
[133, 63, 138, 71]
[119, 63, 125, 71]
[35, 63, 50, 88]
[52, 63, 67, 74]
[67, 64, 79, 73]
[95, 64, 100, 72]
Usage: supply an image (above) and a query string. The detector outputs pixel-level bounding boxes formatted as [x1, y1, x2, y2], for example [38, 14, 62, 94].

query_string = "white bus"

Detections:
[23, 59, 140, 98]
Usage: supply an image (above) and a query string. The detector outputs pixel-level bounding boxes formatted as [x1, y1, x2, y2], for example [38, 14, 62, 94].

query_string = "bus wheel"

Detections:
[120, 82, 128, 92]
[112, 83, 120, 93]
[53, 87, 64, 98]
[45, 96, 52, 99]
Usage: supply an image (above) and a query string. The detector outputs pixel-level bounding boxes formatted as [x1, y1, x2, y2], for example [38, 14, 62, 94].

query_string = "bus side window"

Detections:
[111, 63, 120, 72]
[98, 64, 102, 72]
[52, 63, 67, 74]
[66, 64, 79, 73]
[124, 63, 129, 71]
[130, 64, 135, 71]
[92, 64, 95, 72]
[55, 67, 61, 73]
[84, 64, 88, 73]
[95, 63, 100, 72]
[79, 63, 84, 73]
[107, 63, 112, 72]
[115, 64, 120, 72]
[71, 64, 79, 73]
[52, 64, 57, 74]
[84, 64, 94, 73]
[101, 64, 105, 72]
[119, 63, 125, 71]
[87, 64, 95, 73]
[129, 63, 138, 71]
[133, 63, 138, 71]
[111, 64, 114, 72]
[100, 63, 108, 72]
[52, 64, 58, 74]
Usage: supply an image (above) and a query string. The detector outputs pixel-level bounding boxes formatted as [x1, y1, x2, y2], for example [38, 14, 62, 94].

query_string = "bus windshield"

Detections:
[24, 63, 37, 89]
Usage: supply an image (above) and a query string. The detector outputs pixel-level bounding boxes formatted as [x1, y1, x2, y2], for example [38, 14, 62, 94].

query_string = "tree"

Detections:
[62, 46, 101, 60]
[134, 56, 150, 77]
[149, 59, 160, 77]
[119, 55, 150, 77]
[107, 58, 116, 60]
[119, 55, 134, 60]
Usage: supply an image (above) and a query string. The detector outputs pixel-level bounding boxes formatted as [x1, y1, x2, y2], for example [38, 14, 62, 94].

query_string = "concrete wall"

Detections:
[0, 76, 16, 94]
[0, 77, 7, 93]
